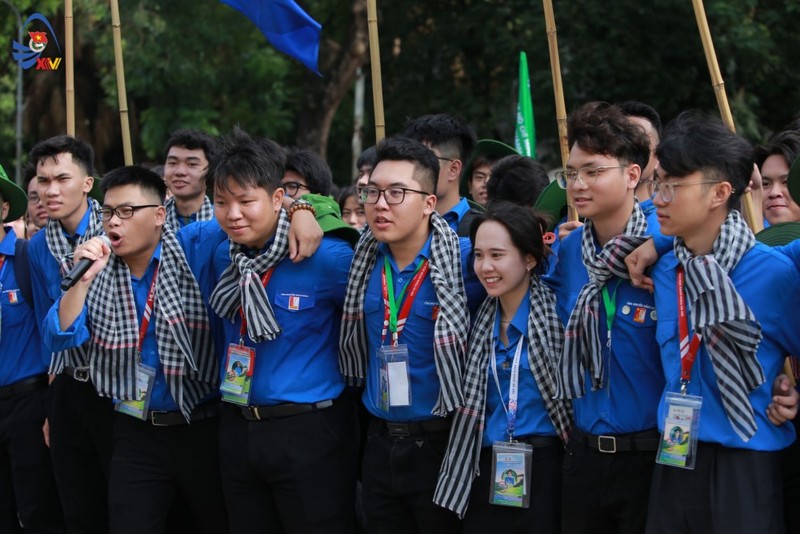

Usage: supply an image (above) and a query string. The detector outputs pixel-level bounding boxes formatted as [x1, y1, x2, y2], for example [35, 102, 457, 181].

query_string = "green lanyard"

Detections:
[383, 256, 425, 333]
[600, 279, 620, 348]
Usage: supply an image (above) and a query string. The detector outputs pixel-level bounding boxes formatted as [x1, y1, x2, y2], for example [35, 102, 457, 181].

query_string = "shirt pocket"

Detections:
[273, 288, 317, 313]
[2, 288, 27, 308]
[615, 302, 658, 330]
[413, 298, 441, 323]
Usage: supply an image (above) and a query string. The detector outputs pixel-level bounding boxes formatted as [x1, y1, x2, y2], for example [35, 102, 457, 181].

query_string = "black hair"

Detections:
[373, 136, 440, 194]
[617, 100, 663, 138]
[338, 185, 359, 211]
[164, 129, 217, 162]
[22, 163, 37, 190]
[567, 102, 651, 172]
[486, 155, 549, 207]
[657, 111, 753, 211]
[356, 146, 378, 171]
[754, 130, 800, 170]
[285, 148, 333, 196]
[100, 165, 167, 203]
[208, 126, 284, 195]
[402, 114, 477, 162]
[29, 135, 95, 177]
[469, 200, 550, 276]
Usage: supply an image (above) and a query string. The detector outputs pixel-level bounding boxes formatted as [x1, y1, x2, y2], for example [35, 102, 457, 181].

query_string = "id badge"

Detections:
[656, 391, 703, 470]
[377, 344, 411, 411]
[221, 344, 255, 406]
[115, 364, 156, 420]
[489, 441, 532, 508]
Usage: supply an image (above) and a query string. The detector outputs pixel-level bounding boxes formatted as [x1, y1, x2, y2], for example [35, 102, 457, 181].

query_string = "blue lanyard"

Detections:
[490, 337, 525, 441]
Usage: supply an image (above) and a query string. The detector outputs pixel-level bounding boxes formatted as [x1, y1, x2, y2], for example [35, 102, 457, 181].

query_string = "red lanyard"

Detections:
[381, 259, 430, 346]
[238, 268, 275, 342]
[137, 264, 159, 354]
[677, 266, 702, 393]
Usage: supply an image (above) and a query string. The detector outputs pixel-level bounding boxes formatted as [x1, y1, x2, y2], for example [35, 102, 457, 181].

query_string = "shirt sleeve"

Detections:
[42, 297, 91, 353]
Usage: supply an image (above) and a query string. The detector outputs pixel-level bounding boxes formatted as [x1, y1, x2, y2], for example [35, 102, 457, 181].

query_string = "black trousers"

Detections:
[361, 417, 461, 534]
[561, 435, 656, 534]
[47, 374, 113, 534]
[0, 385, 63, 533]
[646, 442, 784, 534]
[462, 442, 562, 534]
[782, 417, 800, 533]
[108, 411, 228, 534]
[219, 396, 358, 534]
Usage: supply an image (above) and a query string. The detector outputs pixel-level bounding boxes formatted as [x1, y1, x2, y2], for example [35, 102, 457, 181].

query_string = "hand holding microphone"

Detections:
[61, 235, 113, 291]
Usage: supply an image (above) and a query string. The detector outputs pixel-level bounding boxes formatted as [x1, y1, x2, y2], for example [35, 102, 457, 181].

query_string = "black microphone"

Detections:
[61, 235, 112, 291]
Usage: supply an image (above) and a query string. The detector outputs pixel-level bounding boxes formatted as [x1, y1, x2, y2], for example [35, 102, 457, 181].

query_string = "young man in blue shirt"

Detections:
[42, 166, 227, 534]
[551, 101, 664, 534]
[163, 129, 216, 230]
[184, 126, 357, 533]
[340, 136, 470, 533]
[646, 113, 800, 533]
[27, 135, 113, 533]
[0, 168, 63, 532]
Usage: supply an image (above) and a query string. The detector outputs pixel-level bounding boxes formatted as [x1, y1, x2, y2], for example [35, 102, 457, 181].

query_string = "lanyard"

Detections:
[381, 257, 429, 346]
[137, 264, 159, 355]
[677, 266, 702, 395]
[238, 268, 275, 344]
[490, 336, 525, 441]
[600, 280, 620, 348]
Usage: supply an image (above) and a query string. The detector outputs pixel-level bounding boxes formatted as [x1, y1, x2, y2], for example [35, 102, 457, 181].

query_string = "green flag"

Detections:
[514, 51, 536, 158]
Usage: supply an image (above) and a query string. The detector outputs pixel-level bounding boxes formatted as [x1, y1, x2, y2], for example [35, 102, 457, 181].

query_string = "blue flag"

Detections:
[221, 0, 321, 75]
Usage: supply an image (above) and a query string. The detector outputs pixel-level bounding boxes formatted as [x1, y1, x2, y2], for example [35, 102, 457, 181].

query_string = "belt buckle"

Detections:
[597, 435, 617, 453]
[386, 423, 411, 437]
[72, 367, 91, 383]
[150, 411, 168, 427]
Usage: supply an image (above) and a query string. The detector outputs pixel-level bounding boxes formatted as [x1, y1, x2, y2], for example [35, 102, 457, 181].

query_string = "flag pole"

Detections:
[65, 0, 75, 136]
[109, 0, 133, 165]
[691, 0, 760, 232]
[366, 0, 385, 143]
[542, 0, 577, 222]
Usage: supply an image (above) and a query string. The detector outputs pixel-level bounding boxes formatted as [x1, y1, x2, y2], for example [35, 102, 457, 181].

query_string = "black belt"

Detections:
[378, 417, 452, 438]
[148, 402, 220, 427]
[517, 435, 563, 449]
[239, 399, 334, 421]
[570, 427, 660, 453]
[63, 366, 91, 382]
[0, 375, 48, 399]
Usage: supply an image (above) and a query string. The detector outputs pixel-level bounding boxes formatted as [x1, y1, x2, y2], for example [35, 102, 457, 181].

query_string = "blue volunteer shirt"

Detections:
[211, 236, 353, 406]
[0, 229, 49, 385]
[651, 243, 800, 450]
[639, 197, 656, 218]
[442, 197, 487, 316]
[549, 224, 664, 435]
[776, 240, 800, 271]
[482, 295, 557, 447]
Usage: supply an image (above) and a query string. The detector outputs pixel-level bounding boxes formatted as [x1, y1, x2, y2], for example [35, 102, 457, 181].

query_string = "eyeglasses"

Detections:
[653, 180, 723, 203]
[99, 204, 160, 221]
[554, 165, 628, 189]
[437, 156, 454, 163]
[282, 181, 310, 197]
[360, 185, 432, 205]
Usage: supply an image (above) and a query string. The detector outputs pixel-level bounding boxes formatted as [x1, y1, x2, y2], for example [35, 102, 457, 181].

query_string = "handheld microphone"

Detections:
[61, 235, 112, 291]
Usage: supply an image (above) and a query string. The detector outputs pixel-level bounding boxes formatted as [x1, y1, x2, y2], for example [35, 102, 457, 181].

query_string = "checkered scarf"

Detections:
[45, 198, 104, 373]
[674, 210, 764, 441]
[84, 225, 217, 420]
[209, 209, 290, 344]
[434, 275, 572, 517]
[164, 196, 214, 231]
[339, 213, 468, 416]
[557, 203, 650, 398]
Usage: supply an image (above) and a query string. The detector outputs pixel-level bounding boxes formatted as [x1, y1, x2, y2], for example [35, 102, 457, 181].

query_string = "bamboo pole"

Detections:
[366, 0, 385, 143]
[690, 0, 760, 232]
[542, 0, 577, 222]
[65, 0, 75, 136]
[110, 0, 133, 164]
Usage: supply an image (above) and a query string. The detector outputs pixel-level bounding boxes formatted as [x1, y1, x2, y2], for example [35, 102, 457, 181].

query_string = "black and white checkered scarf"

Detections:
[674, 210, 764, 441]
[339, 213, 468, 416]
[84, 225, 217, 420]
[557, 203, 650, 398]
[434, 275, 572, 517]
[209, 209, 291, 344]
[164, 196, 214, 231]
[45, 197, 104, 373]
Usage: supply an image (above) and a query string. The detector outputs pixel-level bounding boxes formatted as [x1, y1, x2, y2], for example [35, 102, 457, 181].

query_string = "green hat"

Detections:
[788, 155, 800, 208]
[755, 222, 800, 247]
[533, 179, 569, 231]
[460, 139, 519, 197]
[0, 164, 27, 222]
[302, 193, 360, 247]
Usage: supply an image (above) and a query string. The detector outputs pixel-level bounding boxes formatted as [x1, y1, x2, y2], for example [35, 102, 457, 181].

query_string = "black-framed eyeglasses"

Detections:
[437, 156, 454, 163]
[99, 204, 160, 221]
[653, 180, 723, 203]
[360, 185, 432, 205]
[282, 181, 310, 197]
[554, 165, 628, 189]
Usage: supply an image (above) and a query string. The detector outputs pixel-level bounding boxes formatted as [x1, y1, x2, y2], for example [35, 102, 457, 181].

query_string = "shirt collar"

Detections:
[493, 292, 531, 340]
[442, 197, 470, 227]
[378, 232, 433, 274]
[62, 199, 93, 240]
